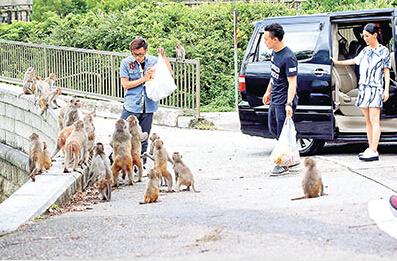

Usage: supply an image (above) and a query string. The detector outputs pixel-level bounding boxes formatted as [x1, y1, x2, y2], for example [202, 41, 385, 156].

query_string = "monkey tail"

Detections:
[192, 184, 200, 193]
[51, 145, 61, 160]
[291, 196, 306, 201]
[106, 183, 111, 201]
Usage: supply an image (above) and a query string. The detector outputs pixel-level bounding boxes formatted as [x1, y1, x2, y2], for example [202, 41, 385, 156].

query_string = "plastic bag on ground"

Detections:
[270, 117, 301, 167]
[145, 55, 177, 102]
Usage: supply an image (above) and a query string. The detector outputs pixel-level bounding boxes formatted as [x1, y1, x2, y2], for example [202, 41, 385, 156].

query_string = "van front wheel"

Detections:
[297, 138, 325, 156]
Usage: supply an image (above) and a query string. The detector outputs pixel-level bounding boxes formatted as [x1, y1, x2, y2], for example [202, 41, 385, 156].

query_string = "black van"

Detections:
[238, 8, 397, 155]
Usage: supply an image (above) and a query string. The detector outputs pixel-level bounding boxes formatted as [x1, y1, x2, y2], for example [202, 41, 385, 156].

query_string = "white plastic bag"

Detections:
[145, 55, 177, 102]
[270, 117, 300, 167]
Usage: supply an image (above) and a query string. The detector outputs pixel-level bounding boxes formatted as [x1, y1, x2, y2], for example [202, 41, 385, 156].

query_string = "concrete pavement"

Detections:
[0, 115, 396, 260]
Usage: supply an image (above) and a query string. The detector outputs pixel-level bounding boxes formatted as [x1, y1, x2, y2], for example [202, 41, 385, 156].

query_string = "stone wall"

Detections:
[0, 143, 29, 203]
[0, 84, 58, 202]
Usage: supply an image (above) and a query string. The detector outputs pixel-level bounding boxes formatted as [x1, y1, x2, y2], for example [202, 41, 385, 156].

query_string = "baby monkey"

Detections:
[291, 157, 325, 201]
[172, 152, 199, 193]
[139, 168, 160, 204]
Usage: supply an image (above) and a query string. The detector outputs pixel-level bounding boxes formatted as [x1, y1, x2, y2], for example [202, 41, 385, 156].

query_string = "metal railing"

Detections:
[0, 39, 201, 117]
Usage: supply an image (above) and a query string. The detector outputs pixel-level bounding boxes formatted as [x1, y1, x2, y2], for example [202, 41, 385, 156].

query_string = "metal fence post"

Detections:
[196, 60, 201, 118]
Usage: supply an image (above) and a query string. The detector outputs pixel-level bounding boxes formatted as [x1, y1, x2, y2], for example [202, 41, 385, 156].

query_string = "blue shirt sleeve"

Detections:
[120, 59, 129, 78]
[286, 54, 298, 77]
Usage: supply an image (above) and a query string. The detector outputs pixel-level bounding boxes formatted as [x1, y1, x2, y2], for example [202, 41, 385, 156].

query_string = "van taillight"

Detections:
[239, 75, 246, 92]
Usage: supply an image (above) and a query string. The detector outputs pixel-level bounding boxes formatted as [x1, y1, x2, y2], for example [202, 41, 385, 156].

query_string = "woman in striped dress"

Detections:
[332, 23, 391, 161]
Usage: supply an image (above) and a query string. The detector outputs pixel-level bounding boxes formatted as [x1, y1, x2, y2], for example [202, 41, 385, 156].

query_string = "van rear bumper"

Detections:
[238, 101, 272, 138]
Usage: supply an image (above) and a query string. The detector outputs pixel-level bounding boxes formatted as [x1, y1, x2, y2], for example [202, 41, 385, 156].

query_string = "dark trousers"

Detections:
[268, 104, 286, 140]
[120, 108, 154, 156]
[268, 101, 297, 140]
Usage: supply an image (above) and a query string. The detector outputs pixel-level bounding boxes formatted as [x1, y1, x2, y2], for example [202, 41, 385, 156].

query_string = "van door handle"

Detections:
[313, 68, 328, 77]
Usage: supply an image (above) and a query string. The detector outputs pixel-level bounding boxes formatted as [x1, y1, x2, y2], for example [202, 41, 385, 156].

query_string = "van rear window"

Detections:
[255, 23, 321, 62]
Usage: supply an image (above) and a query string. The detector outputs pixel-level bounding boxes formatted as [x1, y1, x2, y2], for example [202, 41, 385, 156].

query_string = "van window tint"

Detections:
[256, 23, 321, 62]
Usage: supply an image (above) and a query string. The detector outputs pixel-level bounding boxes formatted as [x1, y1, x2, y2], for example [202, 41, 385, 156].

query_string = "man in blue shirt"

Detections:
[262, 23, 298, 175]
[118, 37, 172, 165]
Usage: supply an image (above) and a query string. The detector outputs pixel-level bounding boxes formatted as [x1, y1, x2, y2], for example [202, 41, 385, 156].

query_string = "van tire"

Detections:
[297, 139, 325, 156]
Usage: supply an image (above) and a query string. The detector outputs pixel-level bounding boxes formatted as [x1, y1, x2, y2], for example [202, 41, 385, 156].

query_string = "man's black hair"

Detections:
[264, 23, 285, 41]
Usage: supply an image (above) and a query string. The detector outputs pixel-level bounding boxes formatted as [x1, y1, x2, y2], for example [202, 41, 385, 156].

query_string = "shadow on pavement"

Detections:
[320, 142, 397, 155]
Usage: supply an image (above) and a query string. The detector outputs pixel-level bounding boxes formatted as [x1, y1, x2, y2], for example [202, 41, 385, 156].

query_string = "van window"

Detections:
[255, 23, 322, 62]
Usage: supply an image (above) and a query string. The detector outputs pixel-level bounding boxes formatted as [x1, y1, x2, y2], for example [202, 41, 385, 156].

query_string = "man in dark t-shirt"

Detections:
[262, 23, 298, 175]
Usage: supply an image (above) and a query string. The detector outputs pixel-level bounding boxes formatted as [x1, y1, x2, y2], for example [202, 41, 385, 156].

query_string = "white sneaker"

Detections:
[358, 148, 370, 157]
[359, 149, 379, 161]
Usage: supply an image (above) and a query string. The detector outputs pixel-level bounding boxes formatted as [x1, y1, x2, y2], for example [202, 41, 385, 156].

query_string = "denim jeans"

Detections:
[268, 101, 297, 140]
[268, 104, 286, 139]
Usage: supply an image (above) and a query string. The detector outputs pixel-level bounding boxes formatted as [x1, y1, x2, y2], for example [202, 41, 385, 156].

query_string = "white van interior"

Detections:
[332, 20, 397, 133]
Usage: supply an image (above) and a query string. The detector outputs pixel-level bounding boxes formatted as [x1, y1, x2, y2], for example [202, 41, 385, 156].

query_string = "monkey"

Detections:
[83, 110, 96, 161]
[21, 67, 36, 95]
[148, 132, 160, 156]
[28, 133, 44, 182]
[63, 120, 88, 173]
[33, 77, 52, 105]
[146, 138, 174, 192]
[90, 143, 112, 201]
[291, 157, 326, 201]
[139, 168, 160, 204]
[44, 73, 57, 89]
[58, 97, 82, 130]
[42, 141, 52, 170]
[46, 87, 62, 109]
[175, 42, 186, 61]
[38, 93, 49, 116]
[110, 119, 134, 187]
[51, 125, 73, 160]
[146, 132, 167, 185]
[172, 152, 199, 193]
[126, 115, 148, 182]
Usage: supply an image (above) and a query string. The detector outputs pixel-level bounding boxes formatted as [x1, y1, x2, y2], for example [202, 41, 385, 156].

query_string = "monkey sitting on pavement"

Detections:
[139, 168, 160, 204]
[29, 133, 45, 182]
[127, 115, 148, 182]
[90, 143, 112, 201]
[291, 157, 326, 201]
[110, 119, 134, 187]
[172, 152, 199, 193]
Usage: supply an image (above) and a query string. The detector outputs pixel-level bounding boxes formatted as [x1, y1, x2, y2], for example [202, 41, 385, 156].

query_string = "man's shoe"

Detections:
[270, 165, 288, 175]
[389, 195, 397, 218]
[359, 149, 379, 161]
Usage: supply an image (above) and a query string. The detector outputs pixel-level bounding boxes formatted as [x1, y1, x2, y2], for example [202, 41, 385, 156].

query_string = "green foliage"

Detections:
[1, 0, 396, 111]
[301, 0, 395, 13]
[31, 0, 90, 21]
